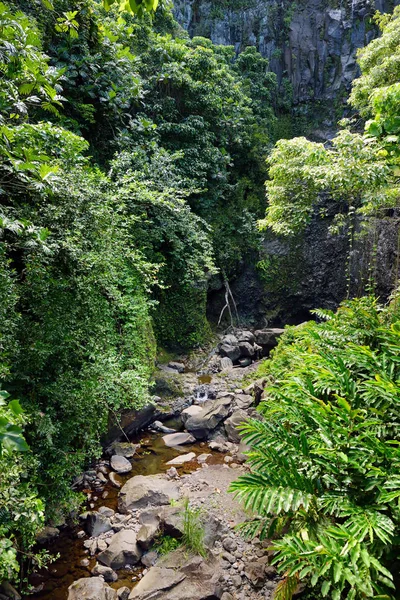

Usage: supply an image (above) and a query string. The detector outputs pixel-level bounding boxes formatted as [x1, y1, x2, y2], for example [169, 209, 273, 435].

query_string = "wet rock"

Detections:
[119, 475, 180, 513]
[219, 344, 240, 362]
[98, 506, 115, 518]
[224, 410, 247, 443]
[185, 396, 233, 440]
[98, 530, 142, 569]
[168, 362, 185, 373]
[181, 405, 203, 424]
[166, 452, 196, 466]
[111, 455, 132, 474]
[91, 563, 118, 582]
[197, 453, 211, 463]
[35, 526, 60, 545]
[117, 588, 130, 600]
[162, 432, 196, 447]
[68, 577, 117, 600]
[80, 558, 90, 567]
[110, 442, 139, 458]
[85, 512, 113, 537]
[109, 472, 123, 488]
[152, 420, 176, 434]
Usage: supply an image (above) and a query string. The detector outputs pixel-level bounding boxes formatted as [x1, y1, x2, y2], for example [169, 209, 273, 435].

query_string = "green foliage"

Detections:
[154, 534, 180, 555]
[261, 6, 400, 236]
[182, 497, 207, 557]
[231, 296, 400, 599]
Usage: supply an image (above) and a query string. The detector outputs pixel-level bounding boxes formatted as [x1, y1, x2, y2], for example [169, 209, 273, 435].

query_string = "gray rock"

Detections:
[168, 361, 185, 373]
[224, 410, 247, 443]
[237, 330, 255, 344]
[221, 594, 233, 600]
[128, 567, 186, 599]
[35, 526, 60, 545]
[221, 334, 238, 345]
[254, 328, 285, 347]
[222, 537, 237, 553]
[110, 442, 139, 458]
[220, 357, 233, 370]
[117, 588, 131, 600]
[137, 509, 161, 550]
[185, 396, 233, 440]
[68, 577, 117, 600]
[244, 557, 269, 588]
[238, 342, 255, 357]
[109, 471, 123, 488]
[234, 394, 253, 410]
[91, 563, 118, 582]
[98, 530, 142, 569]
[111, 455, 132, 474]
[166, 452, 196, 466]
[98, 506, 115, 518]
[141, 550, 158, 567]
[152, 420, 176, 434]
[85, 512, 113, 537]
[119, 475, 180, 513]
[162, 432, 196, 447]
[219, 344, 240, 362]
[166, 466, 179, 478]
[238, 357, 252, 367]
[181, 405, 203, 424]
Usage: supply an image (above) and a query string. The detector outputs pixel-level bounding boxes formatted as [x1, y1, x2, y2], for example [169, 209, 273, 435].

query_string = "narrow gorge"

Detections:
[1, 1, 400, 599]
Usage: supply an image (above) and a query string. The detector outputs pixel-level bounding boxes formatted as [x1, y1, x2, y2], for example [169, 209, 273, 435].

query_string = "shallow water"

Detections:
[26, 430, 222, 600]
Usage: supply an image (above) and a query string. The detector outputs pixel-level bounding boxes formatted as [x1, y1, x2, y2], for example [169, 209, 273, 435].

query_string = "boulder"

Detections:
[162, 432, 195, 447]
[152, 421, 176, 434]
[238, 342, 255, 357]
[244, 556, 269, 588]
[160, 505, 184, 538]
[221, 334, 238, 346]
[109, 471, 122, 488]
[238, 357, 252, 367]
[168, 362, 185, 373]
[219, 357, 233, 371]
[111, 454, 132, 474]
[129, 552, 223, 600]
[219, 344, 240, 362]
[137, 509, 161, 550]
[237, 330, 255, 344]
[35, 526, 60, 545]
[254, 328, 285, 347]
[141, 550, 158, 567]
[244, 378, 266, 405]
[68, 577, 117, 600]
[166, 452, 196, 466]
[119, 475, 180, 513]
[91, 563, 118, 582]
[85, 511, 113, 537]
[224, 410, 247, 443]
[109, 442, 139, 458]
[128, 567, 186, 599]
[117, 588, 131, 600]
[234, 394, 253, 410]
[181, 405, 203, 425]
[97, 530, 142, 569]
[185, 396, 233, 440]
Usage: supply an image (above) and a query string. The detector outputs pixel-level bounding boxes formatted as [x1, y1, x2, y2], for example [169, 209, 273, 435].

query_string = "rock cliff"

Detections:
[174, 0, 399, 103]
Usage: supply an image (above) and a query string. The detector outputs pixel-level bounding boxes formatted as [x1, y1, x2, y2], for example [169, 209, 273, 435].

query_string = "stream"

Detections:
[26, 400, 225, 599]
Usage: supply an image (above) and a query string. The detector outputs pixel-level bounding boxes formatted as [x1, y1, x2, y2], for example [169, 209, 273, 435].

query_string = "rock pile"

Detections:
[209, 328, 284, 372]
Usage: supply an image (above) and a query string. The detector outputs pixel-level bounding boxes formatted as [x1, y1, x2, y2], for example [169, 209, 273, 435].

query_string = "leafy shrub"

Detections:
[231, 296, 400, 599]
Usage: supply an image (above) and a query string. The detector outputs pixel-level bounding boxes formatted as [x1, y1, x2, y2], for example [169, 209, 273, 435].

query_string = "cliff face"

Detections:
[174, 0, 399, 103]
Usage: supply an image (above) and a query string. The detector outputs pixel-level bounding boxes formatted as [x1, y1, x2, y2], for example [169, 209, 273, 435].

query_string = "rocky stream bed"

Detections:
[16, 328, 284, 600]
